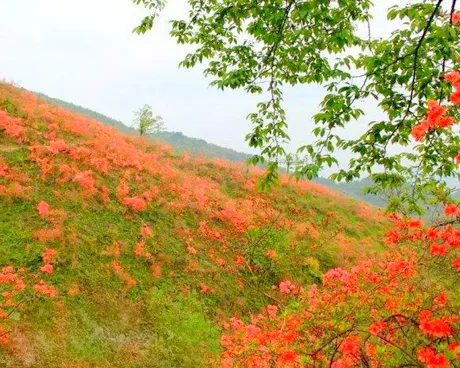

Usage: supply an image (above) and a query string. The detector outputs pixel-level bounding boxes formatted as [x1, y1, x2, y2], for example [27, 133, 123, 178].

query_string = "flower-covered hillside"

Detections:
[0, 82, 388, 367]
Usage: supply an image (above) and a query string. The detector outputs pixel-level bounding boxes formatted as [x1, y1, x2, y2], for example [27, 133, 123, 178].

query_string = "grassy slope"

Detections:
[0, 83, 388, 367]
[34, 91, 389, 207]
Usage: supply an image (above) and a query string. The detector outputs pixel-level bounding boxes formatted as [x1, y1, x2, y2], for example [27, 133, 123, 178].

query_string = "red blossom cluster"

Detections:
[37, 201, 51, 217]
[73, 170, 97, 195]
[419, 310, 453, 338]
[410, 70, 460, 162]
[122, 196, 147, 211]
[278, 280, 297, 294]
[445, 70, 460, 103]
[445, 203, 460, 217]
[214, 200, 252, 233]
[33, 280, 58, 298]
[417, 347, 450, 368]
[39, 248, 57, 275]
[0, 110, 25, 141]
[411, 100, 454, 141]
[453, 12, 460, 24]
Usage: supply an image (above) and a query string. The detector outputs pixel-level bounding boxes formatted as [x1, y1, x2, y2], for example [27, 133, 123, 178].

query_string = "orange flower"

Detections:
[419, 318, 452, 337]
[37, 201, 50, 217]
[43, 248, 57, 263]
[430, 242, 448, 256]
[453, 258, 460, 271]
[452, 12, 460, 25]
[369, 321, 386, 336]
[40, 263, 54, 274]
[266, 249, 276, 258]
[123, 196, 147, 211]
[279, 280, 296, 294]
[234, 255, 245, 265]
[33, 280, 58, 298]
[417, 347, 448, 367]
[199, 283, 211, 293]
[141, 223, 153, 238]
[134, 240, 146, 257]
[266, 305, 278, 321]
[444, 203, 459, 217]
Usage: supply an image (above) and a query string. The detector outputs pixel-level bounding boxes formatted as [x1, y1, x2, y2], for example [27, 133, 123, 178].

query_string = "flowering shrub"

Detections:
[0, 267, 26, 344]
[0, 111, 25, 141]
[221, 214, 460, 367]
[122, 196, 147, 211]
[33, 280, 58, 298]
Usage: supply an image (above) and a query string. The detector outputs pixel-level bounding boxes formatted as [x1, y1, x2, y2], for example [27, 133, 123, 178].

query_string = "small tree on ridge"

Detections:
[133, 104, 165, 136]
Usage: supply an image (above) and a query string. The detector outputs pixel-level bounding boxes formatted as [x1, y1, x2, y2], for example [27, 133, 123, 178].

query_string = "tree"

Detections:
[279, 153, 310, 177]
[133, 0, 460, 213]
[133, 104, 165, 136]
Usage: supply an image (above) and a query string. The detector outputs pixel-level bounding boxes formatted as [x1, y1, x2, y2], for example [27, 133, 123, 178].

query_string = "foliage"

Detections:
[134, 0, 460, 212]
[133, 104, 165, 136]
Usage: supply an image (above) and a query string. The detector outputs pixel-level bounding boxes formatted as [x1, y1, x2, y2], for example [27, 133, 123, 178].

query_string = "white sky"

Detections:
[0, 0, 398, 162]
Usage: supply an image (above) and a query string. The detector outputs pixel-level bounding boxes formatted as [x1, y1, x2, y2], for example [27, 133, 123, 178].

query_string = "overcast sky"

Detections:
[0, 0, 398, 162]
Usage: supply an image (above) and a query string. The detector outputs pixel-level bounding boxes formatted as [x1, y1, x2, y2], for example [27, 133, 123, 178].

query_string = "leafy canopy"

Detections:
[133, 0, 460, 213]
[133, 104, 165, 136]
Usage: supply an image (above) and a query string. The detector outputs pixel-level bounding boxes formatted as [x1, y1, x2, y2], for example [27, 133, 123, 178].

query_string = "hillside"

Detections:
[0, 82, 389, 366]
[34, 91, 388, 207]
[34, 92, 254, 163]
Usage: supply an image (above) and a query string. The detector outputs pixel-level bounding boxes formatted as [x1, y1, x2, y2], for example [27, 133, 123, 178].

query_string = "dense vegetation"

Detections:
[0, 0, 459, 366]
[0, 82, 390, 366]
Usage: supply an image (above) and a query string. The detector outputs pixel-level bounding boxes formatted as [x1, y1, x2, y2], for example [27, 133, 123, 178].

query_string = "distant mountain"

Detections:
[32, 91, 390, 207]
[150, 131, 253, 162]
[314, 177, 387, 208]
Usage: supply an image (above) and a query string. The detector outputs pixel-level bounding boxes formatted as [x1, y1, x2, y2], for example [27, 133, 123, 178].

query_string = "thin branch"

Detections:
[384, 0, 444, 151]
[351, 52, 415, 79]
[442, 0, 458, 73]
[401, 0, 444, 124]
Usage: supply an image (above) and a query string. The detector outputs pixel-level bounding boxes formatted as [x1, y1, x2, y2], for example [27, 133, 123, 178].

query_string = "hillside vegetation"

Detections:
[35, 91, 390, 207]
[0, 82, 389, 367]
